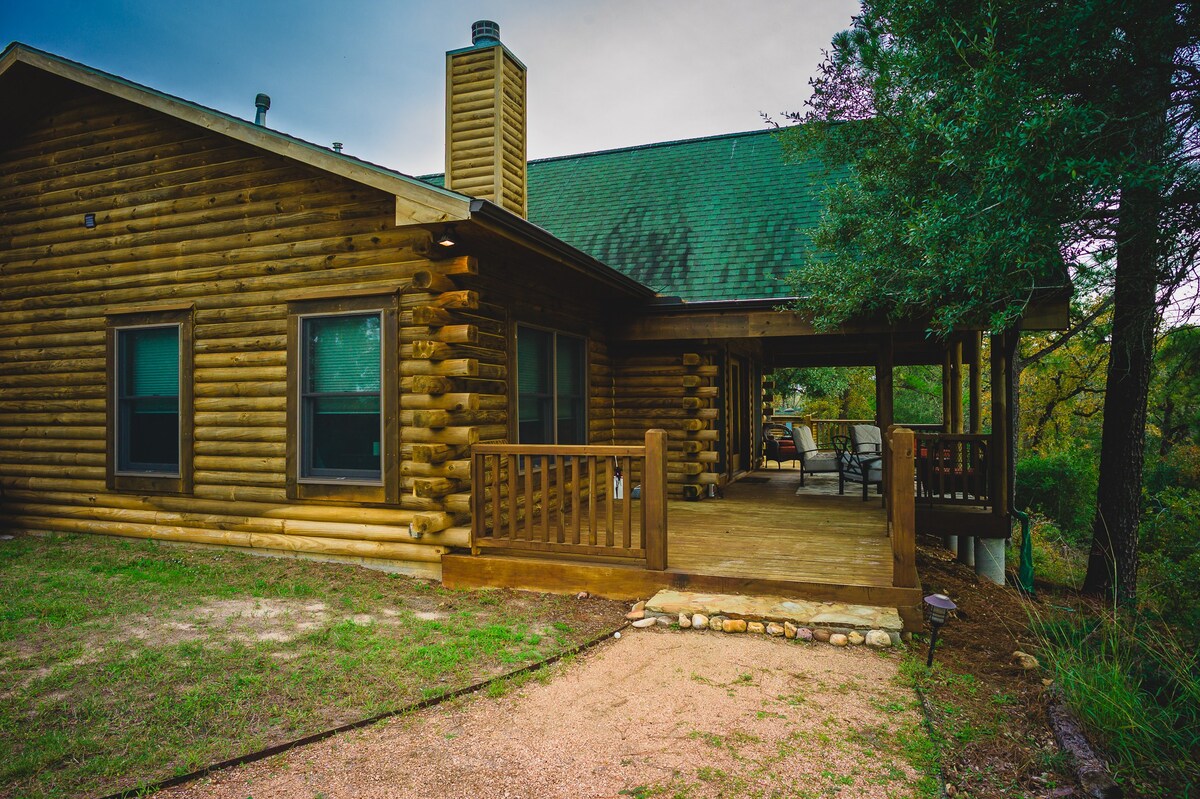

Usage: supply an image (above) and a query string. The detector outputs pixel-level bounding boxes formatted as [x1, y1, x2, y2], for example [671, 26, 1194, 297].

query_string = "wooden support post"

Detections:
[951, 337, 964, 434]
[888, 427, 918, 588]
[942, 348, 953, 433]
[643, 429, 668, 571]
[876, 337, 894, 497]
[990, 333, 1010, 518]
[968, 331, 983, 434]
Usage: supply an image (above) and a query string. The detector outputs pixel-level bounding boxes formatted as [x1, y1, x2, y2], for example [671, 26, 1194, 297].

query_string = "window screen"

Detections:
[301, 313, 382, 479]
[116, 325, 180, 473]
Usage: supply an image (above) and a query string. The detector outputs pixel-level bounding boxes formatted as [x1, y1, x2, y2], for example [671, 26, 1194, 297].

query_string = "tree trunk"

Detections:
[1082, 6, 1179, 604]
[1082, 189, 1159, 603]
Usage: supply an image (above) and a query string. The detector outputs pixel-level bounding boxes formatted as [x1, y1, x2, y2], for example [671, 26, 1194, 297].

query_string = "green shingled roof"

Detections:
[423, 129, 837, 302]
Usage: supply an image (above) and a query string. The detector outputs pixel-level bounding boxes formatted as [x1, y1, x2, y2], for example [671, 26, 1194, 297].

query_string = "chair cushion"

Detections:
[803, 453, 839, 472]
[792, 424, 819, 455]
[850, 424, 882, 453]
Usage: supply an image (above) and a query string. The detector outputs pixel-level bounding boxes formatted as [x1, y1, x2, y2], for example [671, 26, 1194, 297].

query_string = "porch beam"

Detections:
[620, 310, 956, 341]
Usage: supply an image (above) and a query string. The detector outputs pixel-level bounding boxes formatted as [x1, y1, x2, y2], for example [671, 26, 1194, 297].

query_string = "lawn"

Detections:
[0, 533, 624, 799]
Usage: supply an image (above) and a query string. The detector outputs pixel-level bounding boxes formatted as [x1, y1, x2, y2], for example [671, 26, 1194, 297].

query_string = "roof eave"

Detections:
[467, 199, 657, 300]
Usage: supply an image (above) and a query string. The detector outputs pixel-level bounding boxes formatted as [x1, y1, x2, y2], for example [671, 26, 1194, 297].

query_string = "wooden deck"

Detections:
[668, 468, 892, 589]
[444, 466, 922, 614]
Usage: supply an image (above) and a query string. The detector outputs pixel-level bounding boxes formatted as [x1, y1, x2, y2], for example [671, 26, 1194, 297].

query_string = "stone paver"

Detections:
[645, 589, 903, 631]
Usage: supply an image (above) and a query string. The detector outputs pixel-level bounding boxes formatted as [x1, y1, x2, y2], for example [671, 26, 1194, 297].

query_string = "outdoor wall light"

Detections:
[83, 213, 96, 229]
[923, 593, 957, 667]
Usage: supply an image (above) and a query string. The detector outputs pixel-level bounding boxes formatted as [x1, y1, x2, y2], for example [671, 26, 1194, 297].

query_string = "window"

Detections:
[106, 307, 193, 494]
[516, 326, 586, 444]
[301, 313, 382, 479]
[287, 294, 399, 503]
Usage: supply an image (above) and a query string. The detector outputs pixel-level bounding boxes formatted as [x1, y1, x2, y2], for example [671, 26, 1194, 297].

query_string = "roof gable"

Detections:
[0, 42, 471, 225]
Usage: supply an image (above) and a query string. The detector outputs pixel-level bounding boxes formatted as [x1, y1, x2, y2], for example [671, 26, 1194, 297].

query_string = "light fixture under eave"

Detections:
[436, 228, 457, 247]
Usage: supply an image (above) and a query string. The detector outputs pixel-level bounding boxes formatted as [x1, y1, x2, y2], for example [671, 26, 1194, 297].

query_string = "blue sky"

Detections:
[2, 1, 860, 176]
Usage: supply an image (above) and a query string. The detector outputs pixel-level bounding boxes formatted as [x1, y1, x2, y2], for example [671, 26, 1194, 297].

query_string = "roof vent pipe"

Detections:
[332, 142, 343, 153]
[254, 93, 271, 126]
[471, 20, 500, 46]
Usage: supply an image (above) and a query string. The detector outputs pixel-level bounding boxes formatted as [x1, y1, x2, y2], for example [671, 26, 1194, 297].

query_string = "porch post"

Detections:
[875, 336, 894, 497]
[941, 347, 953, 433]
[950, 337, 964, 434]
[990, 333, 1010, 519]
[643, 429, 669, 570]
[968, 331, 983, 434]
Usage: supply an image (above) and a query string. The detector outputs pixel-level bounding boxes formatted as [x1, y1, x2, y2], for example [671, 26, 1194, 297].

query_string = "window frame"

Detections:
[105, 307, 194, 495]
[512, 322, 588, 445]
[286, 293, 399, 504]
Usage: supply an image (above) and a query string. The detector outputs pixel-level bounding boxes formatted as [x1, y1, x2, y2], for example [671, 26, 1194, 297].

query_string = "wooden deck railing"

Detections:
[772, 415, 941, 450]
[886, 427, 919, 588]
[913, 432, 992, 507]
[469, 429, 668, 569]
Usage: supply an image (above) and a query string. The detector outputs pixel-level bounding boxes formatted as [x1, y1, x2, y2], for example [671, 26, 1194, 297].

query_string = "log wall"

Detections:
[0, 83, 467, 577]
[611, 349, 720, 499]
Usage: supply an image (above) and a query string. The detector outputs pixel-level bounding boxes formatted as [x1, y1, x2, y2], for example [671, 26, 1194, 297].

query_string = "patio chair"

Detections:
[849, 424, 883, 456]
[832, 433, 883, 501]
[790, 424, 839, 486]
[762, 423, 798, 469]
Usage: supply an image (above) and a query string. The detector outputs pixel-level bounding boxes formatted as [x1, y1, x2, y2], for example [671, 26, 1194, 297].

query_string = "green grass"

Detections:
[1032, 608, 1200, 797]
[0, 534, 620, 799]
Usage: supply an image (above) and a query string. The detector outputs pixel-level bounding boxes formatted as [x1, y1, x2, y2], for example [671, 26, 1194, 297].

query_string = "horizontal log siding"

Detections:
[612, 350, 720, 499]
[0, 85, 458, 577]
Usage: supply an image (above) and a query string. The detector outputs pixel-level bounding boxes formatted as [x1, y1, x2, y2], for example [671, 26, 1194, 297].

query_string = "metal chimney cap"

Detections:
[254, 93, 271, 110]
[471, 20, 500, 46]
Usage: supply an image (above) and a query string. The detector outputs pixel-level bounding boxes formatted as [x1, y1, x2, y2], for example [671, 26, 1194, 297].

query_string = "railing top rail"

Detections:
[912, 432, 990, 442]
[472, 443, 647, 457]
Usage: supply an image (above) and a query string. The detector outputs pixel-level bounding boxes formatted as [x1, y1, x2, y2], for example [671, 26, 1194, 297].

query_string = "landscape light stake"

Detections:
[923, 593, 957, 668]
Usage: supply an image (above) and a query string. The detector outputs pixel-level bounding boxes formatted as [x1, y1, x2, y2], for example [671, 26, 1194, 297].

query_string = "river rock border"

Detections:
[625, 601, 902, 648]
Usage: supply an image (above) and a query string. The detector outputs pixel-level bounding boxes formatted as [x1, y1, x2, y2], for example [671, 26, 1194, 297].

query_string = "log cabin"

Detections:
[0, 23, 1067, 623]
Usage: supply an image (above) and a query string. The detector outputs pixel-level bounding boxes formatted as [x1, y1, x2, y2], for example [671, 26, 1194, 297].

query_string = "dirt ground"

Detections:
[163, 628, 926, 799]
[914, 538, 1080, 798]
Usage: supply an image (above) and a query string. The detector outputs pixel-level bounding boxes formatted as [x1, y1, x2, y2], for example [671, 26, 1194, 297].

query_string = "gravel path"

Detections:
[162, 630, 922, 799]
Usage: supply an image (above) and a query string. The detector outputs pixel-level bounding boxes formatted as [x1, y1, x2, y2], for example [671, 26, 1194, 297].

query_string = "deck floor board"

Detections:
[665, 469, 893, 588]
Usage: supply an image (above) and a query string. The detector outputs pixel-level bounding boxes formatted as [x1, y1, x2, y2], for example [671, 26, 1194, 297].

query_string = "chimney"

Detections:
[445, 20, 527, 217]
[254, 93, 271, 126]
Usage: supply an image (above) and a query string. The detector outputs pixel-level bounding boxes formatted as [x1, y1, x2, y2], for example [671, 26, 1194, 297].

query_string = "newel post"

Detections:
[644, 428, 669, 570]
[888, 427, 918, 588]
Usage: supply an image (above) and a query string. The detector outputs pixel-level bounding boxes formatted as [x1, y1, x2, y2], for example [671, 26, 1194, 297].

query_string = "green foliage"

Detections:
[770, 366, 874, 419]
[1140, 486, 1200, 632]
[1149, 327, 1200, 457]
[1033, 610, 1200, 796]
[893, 365, 943, 425]
[1015, 451, 1098, 543]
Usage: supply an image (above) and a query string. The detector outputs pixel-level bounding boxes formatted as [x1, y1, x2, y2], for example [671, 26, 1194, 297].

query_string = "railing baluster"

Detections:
[622, 454, 633, 550]
[587, 456, 598, 547]
[605, 457, 615, 548]
[571, 456, 582, 545]
[491, 454, 502, 540]
[523, 455, 534, 540]
[507, 454, 519, 539]
[555, 455, 565, 543]
[541, 455, 550, 542]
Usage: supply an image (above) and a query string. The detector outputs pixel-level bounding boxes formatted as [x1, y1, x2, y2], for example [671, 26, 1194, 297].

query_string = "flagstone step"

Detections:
[644, 589, 903, 632]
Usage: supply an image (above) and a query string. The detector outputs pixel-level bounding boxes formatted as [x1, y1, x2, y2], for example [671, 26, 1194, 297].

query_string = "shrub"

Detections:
[1140, 486, 1200, 634]
[1015, 451, 1098, 543]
